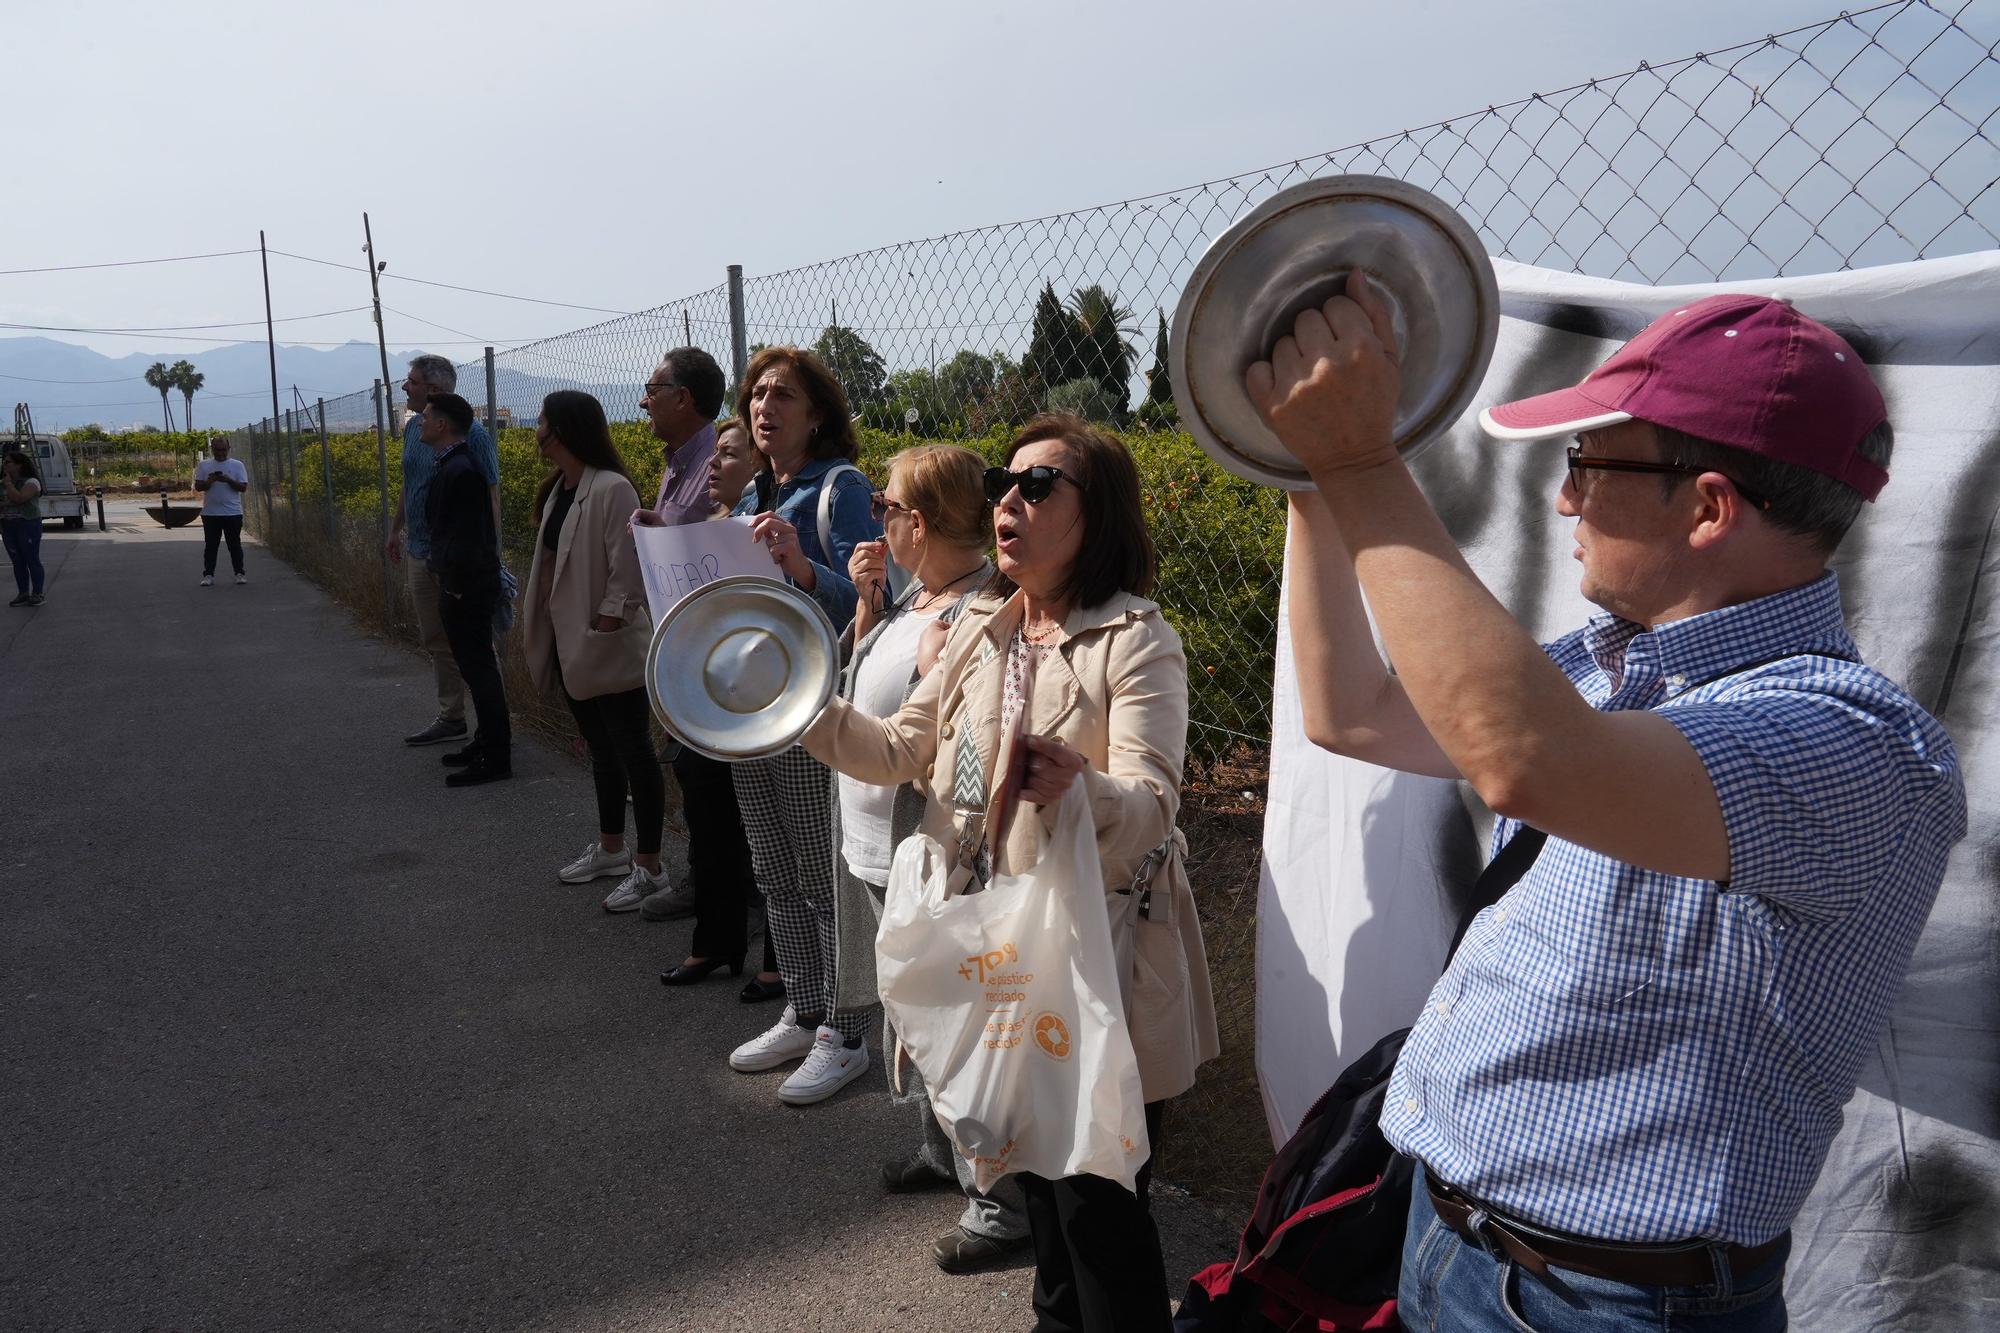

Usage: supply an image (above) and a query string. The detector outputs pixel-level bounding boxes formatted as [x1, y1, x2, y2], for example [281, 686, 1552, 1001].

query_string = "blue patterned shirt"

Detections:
[1381, 572, 1965, 1245]
[402, 415, 496, 560]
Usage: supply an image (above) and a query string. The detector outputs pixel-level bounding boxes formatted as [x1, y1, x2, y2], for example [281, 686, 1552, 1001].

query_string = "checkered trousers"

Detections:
[732, 745, 871, 1040]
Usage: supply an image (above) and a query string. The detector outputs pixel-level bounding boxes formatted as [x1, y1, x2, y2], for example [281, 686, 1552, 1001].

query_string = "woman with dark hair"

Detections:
[723, 346, 885, 1104]
[519, 390, 667, 913]
[801, 413, 1219, 1331]
[2, 447, 46, 607]
[658, 416, 788, 999]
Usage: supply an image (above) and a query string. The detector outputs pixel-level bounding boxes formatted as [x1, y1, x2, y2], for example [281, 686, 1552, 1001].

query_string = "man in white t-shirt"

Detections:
[193, 436, 250, 586]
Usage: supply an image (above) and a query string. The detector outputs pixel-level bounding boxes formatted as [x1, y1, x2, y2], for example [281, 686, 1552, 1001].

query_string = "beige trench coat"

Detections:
[802, 588, 1221, 1103]
[520, 466, 651, 701]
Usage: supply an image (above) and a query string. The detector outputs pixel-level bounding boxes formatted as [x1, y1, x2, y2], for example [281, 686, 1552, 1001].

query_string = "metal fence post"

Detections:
[290, 410, 300, 544]
[320, 397, 334, 544]
[484, 346, 499, 531]
[727, 264, 748, 388]
[374, 381, 393, 618]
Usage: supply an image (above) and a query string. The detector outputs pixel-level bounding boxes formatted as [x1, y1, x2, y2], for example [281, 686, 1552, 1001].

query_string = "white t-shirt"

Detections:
[195, 458, 249, 517]
[838, 606, 940, 885]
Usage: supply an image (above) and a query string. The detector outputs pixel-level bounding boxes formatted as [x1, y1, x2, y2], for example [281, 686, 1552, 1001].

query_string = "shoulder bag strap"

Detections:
[1443, 825, 1547, 966]
[815, 462, 866, 566]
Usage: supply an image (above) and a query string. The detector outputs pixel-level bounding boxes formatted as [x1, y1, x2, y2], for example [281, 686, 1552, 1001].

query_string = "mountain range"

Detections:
[0, 337, 626, 434]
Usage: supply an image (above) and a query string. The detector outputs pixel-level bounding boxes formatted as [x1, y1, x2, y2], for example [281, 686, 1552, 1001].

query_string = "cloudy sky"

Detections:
[1, 0, 1902, 364]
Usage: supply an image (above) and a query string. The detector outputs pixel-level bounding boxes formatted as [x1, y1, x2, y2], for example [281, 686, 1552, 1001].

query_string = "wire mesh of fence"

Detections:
[238, 0, 1997, 763]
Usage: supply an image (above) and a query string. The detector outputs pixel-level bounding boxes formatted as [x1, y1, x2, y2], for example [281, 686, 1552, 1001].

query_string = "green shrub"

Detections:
[287, 418, 1281, 761]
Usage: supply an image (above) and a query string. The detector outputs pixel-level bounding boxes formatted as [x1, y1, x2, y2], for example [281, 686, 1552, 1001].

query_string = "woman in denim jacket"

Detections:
[723, 346, 886, 1107]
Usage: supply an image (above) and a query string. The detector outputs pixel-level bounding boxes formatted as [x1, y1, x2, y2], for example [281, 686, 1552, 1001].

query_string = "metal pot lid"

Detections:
[1170, 174, 1500, 489]
[646, 575, 839, 762]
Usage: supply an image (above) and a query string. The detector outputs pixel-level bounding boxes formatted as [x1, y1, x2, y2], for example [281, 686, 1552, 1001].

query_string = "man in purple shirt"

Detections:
[627, 349, 764, 998]
[633, 346, 725, 530]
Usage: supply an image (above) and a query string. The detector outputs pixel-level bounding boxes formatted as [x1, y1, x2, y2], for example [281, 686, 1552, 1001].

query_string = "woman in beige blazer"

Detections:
[802, 413, 1219, 1333]
[519, 391, 662, 913]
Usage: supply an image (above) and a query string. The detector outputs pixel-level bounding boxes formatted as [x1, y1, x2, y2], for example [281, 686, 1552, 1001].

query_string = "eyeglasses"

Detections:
[1564, 446, 1772, 512]
[984, 465, 1076, 504]
[870, 492, 916, 521]
[641, 380, 680, 400]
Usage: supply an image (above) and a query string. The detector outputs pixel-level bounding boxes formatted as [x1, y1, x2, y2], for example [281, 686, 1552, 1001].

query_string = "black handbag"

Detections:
[1175, 826, 1548, 1332]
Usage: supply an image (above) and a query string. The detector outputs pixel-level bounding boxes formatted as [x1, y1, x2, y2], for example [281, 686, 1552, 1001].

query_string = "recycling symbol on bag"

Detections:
[1034, 1012, 1072, 1061]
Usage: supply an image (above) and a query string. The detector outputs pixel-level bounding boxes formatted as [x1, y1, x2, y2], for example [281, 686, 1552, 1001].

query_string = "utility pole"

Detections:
[362, 214, 398, 440]
[260, 231, 282, 455]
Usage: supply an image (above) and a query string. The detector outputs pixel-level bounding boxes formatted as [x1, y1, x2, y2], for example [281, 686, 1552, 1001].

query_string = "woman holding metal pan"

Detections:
[801, 412, 1218, 1332]
[720, 346, 885, 1107]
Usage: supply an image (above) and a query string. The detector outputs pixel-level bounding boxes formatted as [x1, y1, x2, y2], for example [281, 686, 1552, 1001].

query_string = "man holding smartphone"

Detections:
[193, 436, 250, 586]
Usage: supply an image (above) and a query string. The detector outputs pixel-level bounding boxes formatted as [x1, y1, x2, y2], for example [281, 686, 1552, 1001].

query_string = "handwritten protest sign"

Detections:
[632, 516, 779, 621]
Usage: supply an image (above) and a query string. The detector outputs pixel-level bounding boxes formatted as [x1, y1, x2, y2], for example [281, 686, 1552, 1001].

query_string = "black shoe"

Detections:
[660, 955, 746, 986]
[7, 595, 27, 608]
[932, 1226, 1031, 1275]
[445, 759, 512, 788]
[441, 744, 482, 768]
[24, 594, 43, 607]
[738, 976, 786, 1005]
[880, 1152, 954, 1195]
[405, 717, 468, 746]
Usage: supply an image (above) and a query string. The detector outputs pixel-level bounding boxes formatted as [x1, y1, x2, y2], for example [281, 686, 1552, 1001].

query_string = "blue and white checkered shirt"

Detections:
[1381, 572, 1965, 1245]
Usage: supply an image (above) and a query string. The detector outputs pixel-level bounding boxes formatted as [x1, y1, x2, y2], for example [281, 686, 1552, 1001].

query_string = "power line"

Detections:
[270, 249, 638, 316]
[0, 370, 142, 385]
[0, 248, 259, 277]
[0, 323, 506, 347]
[0, 306, 371, 335]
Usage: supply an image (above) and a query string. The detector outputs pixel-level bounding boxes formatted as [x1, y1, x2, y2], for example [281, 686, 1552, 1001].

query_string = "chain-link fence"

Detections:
[238, 0, 1997, 766]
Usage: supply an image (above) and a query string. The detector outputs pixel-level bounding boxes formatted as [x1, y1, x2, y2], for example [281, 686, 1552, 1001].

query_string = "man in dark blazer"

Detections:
[421, 392, 510, 786]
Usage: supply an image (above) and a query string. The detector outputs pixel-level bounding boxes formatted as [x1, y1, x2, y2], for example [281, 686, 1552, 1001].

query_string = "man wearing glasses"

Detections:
[1257, 284, 1965, 1330]
[387, 354, 500, 748]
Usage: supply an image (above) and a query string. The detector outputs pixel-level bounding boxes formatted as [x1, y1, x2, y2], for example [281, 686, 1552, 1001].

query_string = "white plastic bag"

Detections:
[877, 786, 1149, 1192]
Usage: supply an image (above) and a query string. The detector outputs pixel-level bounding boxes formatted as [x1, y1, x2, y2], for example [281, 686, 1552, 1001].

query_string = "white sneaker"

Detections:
[779, 1027, 870, 1105]
[602, 864, 665, 913]
[558, 841, 631, 884]
[730, 1005, 816, 1073]
[234, 573, 248, 585]
[200, 575, 214, 587]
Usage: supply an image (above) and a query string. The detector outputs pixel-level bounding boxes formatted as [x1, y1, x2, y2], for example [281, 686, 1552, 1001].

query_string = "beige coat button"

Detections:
[940, 722, 955, 739]
[925, 763, 935, 779]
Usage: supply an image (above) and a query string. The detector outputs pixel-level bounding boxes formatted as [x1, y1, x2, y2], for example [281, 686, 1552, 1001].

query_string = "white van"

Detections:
[16, 434, 90, 529]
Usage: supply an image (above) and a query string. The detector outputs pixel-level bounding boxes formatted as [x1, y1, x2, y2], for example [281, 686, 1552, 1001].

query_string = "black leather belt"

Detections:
[1425, 1177, 1786, 1287]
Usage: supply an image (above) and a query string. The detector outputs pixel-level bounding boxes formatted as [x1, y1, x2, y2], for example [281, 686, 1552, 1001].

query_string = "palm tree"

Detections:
[144, 362, 177, 432]
[170, 360, 203, 432]
[1066, 285, 1139, 413]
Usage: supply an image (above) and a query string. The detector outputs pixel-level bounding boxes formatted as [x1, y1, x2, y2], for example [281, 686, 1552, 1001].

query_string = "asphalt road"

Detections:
[0, 504, 1232, 1333]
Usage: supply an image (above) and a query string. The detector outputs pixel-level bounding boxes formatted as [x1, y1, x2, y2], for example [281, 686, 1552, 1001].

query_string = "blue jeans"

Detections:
[1398, 1164, 1789, 1332]
[2, 516, 43, 596]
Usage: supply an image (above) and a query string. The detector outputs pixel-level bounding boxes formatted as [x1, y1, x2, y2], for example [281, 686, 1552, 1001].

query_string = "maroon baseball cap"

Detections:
[1480, 294, 1890, 500]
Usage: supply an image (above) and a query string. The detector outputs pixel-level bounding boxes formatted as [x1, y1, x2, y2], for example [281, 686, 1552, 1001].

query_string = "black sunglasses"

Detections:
[641, 380, 680, 400]
[1564, 446, 1772, 512]
[984, 464, 1076, 504]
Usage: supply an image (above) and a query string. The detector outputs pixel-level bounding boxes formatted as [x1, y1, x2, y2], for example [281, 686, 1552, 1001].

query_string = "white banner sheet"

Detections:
[1257, 251, 2000, 1327]
[631, 516, 775, 623]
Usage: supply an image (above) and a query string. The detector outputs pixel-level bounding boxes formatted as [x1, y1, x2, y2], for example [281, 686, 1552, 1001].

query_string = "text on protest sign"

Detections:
[632, 516, 778, 621]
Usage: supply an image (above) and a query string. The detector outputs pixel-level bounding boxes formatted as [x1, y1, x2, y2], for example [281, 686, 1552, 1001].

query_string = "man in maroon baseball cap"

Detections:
[1247, 276, 1963, 1331]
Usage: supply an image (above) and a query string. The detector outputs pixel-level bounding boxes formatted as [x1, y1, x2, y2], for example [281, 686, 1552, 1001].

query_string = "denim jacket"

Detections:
[732, 457, 881, 631]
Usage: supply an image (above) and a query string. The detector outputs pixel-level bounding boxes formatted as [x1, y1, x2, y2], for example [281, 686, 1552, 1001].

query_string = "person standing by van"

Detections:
[2, 447, 45, 607]
[193, 436, 250, 586]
